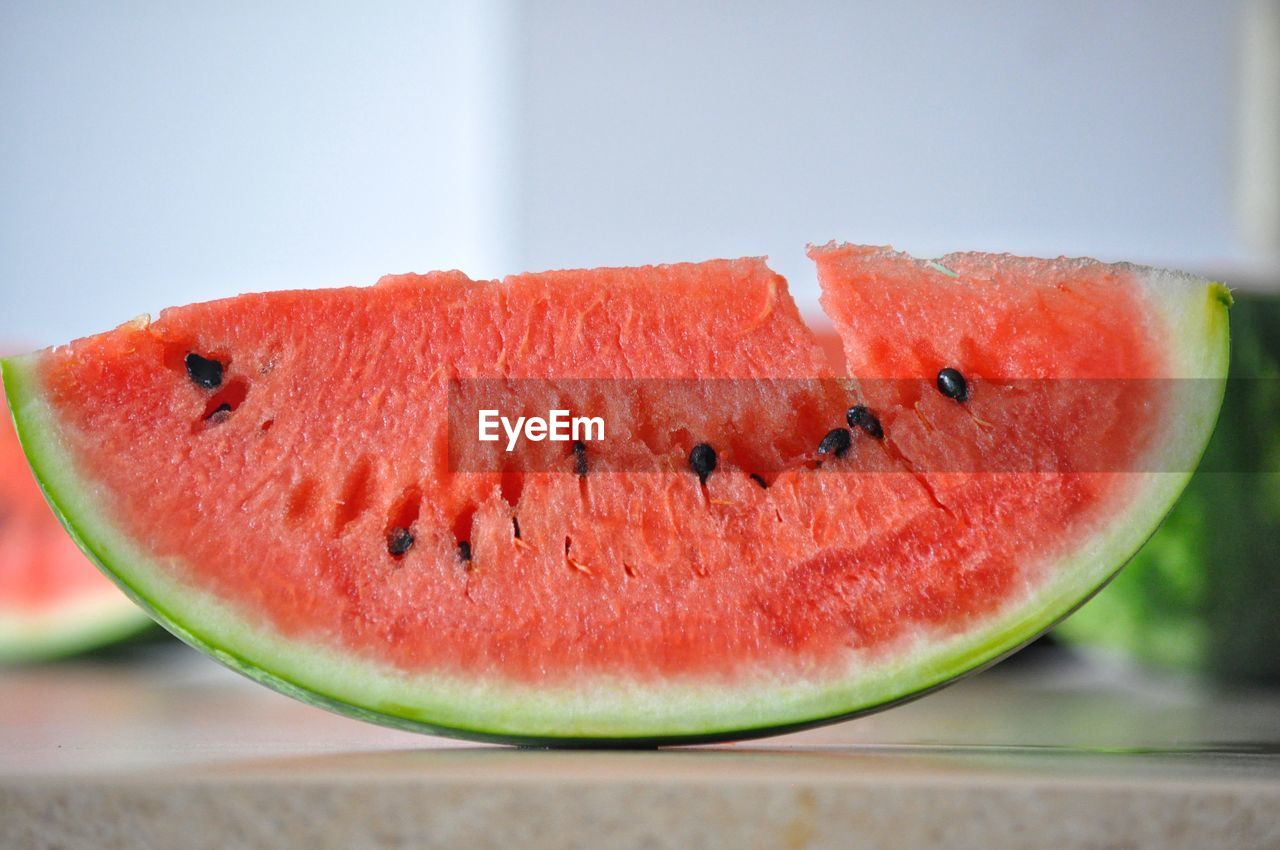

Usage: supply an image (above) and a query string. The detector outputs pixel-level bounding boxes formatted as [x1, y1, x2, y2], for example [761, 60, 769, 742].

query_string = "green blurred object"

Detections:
[1056, 290, 1280, 684]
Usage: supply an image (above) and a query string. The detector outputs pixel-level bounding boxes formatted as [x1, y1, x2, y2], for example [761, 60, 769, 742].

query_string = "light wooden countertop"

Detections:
[2, 644, 1278, 849]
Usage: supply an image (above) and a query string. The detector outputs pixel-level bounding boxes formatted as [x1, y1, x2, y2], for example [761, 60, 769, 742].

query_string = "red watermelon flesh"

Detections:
[1, 246, 1229, 742]
[0, 374, 148, 660]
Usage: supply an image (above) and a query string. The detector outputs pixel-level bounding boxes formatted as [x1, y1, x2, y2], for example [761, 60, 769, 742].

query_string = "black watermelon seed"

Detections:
[817, 428, 853, 459]
[749, 473, 769, 489]
[846, 404, 884, 440]
[387, 527, 414, 557]
[936, 367, 970, 402]
[572, 440, 588, 476]
[458, 540, 472, 562]
[185, 353, 223, 389]
[204, 402, 232, 422]
[689, 443, 717, 484]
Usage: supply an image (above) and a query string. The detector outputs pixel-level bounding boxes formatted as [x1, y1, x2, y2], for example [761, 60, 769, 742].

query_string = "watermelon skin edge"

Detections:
[0, 591, 150, 663]
[0, 268, 1231, 745]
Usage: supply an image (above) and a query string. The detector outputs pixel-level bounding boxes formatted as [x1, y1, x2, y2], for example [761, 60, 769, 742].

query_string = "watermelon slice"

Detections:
[0, 372, 149, 661]
[1, 245, 1229, 743]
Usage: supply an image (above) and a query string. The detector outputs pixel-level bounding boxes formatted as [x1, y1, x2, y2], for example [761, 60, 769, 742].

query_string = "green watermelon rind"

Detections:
[0, 592, 150, 663]
[0, 268, 1230, 744]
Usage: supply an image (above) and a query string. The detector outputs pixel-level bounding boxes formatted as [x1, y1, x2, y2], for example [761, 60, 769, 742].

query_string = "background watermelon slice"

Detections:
[1056, 290, 1278, 683]
[1, 246, 1229, 743]
[0, 373, 149, 661]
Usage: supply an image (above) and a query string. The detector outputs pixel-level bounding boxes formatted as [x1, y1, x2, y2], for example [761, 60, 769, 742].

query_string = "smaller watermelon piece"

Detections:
[1, 247, 1229, 743]
[1, 373, 149, 661]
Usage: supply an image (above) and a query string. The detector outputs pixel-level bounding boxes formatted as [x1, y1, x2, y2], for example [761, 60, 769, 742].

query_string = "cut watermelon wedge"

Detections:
[1, 245, 1229, 743]
[1, 372, 149, 661]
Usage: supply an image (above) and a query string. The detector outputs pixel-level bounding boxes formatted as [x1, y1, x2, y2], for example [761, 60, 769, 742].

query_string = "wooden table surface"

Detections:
[2, 643, 1278, 849]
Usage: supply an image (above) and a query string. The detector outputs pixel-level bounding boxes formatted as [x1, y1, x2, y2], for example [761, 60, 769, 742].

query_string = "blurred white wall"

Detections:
[0, 1, 1258, 345]
[0, 1, 515, 346]
[513, 0, 1243, 310]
